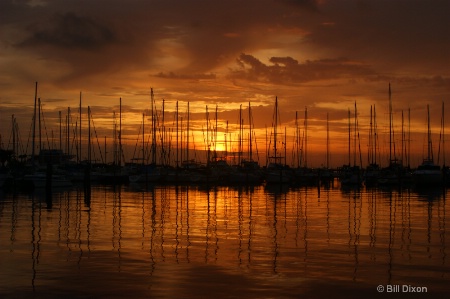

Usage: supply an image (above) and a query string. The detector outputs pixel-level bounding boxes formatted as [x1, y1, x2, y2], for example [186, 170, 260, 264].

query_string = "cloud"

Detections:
[156, 72, 217, 80]
[306, 0, 450, 75]
[277, 0, 320, 11]
[1, 0, 449, 157]
[2, 0, 323, 86]
[20, 12, 116, 49]
[229, 53, 376, 84]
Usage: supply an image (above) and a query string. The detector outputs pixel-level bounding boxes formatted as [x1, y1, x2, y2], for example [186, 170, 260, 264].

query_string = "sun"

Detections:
[213, 142, 227, 152]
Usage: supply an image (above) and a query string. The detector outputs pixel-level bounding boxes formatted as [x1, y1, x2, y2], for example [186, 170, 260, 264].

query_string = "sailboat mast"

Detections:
[38, 98, 41, 153]
[354, 102, 357, 167]
[284, 126, 287, 167]
[295, 111, 299, 168]
[305, 106, 308, 168]
[274, 97, 278, 160]
[12, 115, 15, 157]
[32, 82, 37, 165]
[326, 112, 329, 169]
[88, 106, 91, 164]
[151, 88, 156, 164]
[142, 112, 145, 167]
[79, 91, 82, 162]
[187, 101, 190, 163]
[104, 136, 107, 164]
[119, 97, 122, 167]
[369, 106, 373, 164]
[225, 120, 228, 159]
[443, 102, 445, 167]
[180, 116, 183, 165]
[408, 107, 410, 168]
[239, 104, 242, 165]
[389, 83, 392, 163]
[215, 104, 218, 160]
[248, 102, 252, 161]
[265, 125, 268, 166]
[59, 111, 62, 151]
[374, 105, 377, 165]
[348, 108, 351, 166]
[427, 104, 432, 161]
[176, 101, 179, 168]
[67, 107, 70, 158]
[113, 112, 117, 164]
[206, 105, 210, 165]
[401, 110, 404, 164]
[161, 99, 165, 165]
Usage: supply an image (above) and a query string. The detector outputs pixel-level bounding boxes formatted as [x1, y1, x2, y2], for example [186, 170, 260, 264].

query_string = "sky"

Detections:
[1, 0, 449, 168]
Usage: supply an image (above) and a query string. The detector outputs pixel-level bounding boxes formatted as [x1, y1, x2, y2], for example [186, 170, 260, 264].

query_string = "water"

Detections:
[0, 182, 448, 298]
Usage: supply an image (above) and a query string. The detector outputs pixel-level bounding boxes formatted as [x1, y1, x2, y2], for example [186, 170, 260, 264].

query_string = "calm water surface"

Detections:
[0, 182, 448, 298]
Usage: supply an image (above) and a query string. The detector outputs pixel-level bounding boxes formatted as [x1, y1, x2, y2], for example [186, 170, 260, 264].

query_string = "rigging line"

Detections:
[15, 121, 26, 157]
[71, 123, 78, 158]
[438, 105, 443, 165]
[18, 122, 27, 157]
[132, 122, 143, 161]
[39, 102, 52, 150]
[357, 119, 363, 168]
[90, 113, 105, 164]
[25, 120, 33, 157]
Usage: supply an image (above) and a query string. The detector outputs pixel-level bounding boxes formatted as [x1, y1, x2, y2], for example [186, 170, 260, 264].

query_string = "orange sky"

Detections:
[1, 0, 449, 168]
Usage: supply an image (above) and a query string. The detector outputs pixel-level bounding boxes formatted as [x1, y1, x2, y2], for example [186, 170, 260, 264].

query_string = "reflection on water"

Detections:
[0, 183, 449, 298]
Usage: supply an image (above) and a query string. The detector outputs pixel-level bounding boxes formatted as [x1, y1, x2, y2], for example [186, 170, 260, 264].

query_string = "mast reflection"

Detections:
[1, 183, 448, 297]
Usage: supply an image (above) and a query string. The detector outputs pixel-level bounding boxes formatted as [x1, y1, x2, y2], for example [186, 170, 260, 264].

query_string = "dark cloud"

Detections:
[269, 56, 299, 66]
[230, 53, 376, 84]
[20, 12, 116, 49]
[277, 0, 320, 11]
[2, 0, 322, 82]
[2, 0, 449, 86]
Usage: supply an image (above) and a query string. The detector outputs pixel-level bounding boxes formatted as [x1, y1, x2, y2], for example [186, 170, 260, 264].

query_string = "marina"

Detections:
[1, 1, 450, 297]
[2, 83, 450, 191]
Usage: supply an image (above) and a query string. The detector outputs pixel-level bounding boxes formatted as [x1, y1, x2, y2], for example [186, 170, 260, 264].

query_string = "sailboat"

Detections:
[128, 89, 162, 184]
[0, 148, 15, 189]
[339, 103, 362, 186]
[228, 102, 263, 185]
[412, 104, 443, 186]
[169, 100, 207, 184]
[440, 102, 450, 186]
[318, 112, 334, 183]
[292, 107, 319, 185]
[377, 83, 406, 186]
[22, 83, 72, 189]
[265, 97, 291, 184]
[364, 105, 380, 186]
[97, 98, 129, 184]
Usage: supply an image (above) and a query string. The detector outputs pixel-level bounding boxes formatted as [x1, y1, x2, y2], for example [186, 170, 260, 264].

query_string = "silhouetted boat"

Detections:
[377, 84, 409, 186]
[265, 97, 291, 184]
[0, 171, 13, 189]
[339, 104, 362, 186]
[339, 164, 361, 185]
[413, 105, 443, 186]
[291, 108, 319, 185]
[128, 163, 162, 183]
[363, 105, 380, 186]
[229, 160, 263, 185]
[22, 172, 72, 189]
[413, 160, 442, 186]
